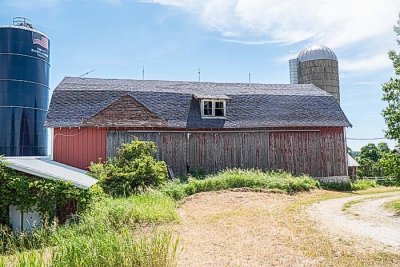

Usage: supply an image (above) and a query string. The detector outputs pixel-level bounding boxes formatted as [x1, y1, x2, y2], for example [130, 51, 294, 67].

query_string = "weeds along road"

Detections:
[308, 191, 400, 253]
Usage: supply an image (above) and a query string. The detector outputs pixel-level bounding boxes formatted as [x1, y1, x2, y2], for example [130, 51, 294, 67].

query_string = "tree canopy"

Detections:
[382, 13, 400, 143]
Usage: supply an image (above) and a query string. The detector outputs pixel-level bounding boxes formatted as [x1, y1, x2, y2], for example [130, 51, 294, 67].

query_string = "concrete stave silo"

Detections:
[0, 17, 50, 156]
[290, 45, 340, 103]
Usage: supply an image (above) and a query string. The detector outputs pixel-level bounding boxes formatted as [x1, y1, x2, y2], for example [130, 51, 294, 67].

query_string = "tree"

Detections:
[356, 142, 391, 177]
[357, 157, 382, 178]
[378, 142, 390, 154]
[382, 13, 400, 143]
[359, 143, 381, 161]
[380, 152, 400, 180]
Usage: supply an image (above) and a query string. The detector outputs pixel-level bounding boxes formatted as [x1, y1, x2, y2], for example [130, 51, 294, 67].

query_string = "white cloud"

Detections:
[145, 0, 400, 49]
[340, 53, 392, 73]
[145, 0, 399, 74]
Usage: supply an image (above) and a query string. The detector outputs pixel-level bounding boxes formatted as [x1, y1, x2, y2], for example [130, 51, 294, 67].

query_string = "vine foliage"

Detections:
[0, 158, 92, 225]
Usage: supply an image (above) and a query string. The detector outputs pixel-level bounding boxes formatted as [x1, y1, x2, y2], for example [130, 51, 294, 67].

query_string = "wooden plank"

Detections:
[105, 128, 347, 177]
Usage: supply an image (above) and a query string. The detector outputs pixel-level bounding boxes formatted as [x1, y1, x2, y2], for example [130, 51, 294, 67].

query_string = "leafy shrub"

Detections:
[89, 140, 168, 197]
[161, 169, 319, 201]
[351, 179, 377, 191]
[377, 177, 400, 187]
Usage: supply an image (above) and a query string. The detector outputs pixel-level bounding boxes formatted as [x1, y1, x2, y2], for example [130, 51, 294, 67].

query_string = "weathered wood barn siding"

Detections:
[106, 127, 346, 177]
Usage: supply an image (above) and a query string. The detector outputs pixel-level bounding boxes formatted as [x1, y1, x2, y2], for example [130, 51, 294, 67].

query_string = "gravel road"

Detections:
[308, 191, 400, 253]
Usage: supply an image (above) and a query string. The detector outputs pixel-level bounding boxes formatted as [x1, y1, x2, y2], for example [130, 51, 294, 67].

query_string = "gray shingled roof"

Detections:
[45, 77, 351, 129]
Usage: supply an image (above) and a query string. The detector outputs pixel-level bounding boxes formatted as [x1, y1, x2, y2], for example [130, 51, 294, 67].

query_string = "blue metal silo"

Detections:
[0, 17, 50, 156]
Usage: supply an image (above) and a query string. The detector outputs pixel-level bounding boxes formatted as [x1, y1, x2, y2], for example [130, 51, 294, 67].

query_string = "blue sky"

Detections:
[1, 0, 399, 150]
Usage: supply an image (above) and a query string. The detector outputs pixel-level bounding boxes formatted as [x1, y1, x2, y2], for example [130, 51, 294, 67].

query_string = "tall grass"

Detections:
[52, 231, 178, 267]
[0, 193, 179, 267]
[161, 169, 319, 200]
[0, 224, 56, 255]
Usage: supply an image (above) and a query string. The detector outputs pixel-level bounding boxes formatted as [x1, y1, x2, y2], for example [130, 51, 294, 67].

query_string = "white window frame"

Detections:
[201, 99, 226, 119]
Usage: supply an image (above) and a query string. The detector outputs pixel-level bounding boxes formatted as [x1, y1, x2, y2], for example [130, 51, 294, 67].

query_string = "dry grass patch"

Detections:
[385, 200, 400, 215]
[175, 189, 400, 267]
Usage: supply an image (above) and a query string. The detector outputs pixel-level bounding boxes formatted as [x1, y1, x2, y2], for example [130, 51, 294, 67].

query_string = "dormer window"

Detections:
[201, 99, 226, 118]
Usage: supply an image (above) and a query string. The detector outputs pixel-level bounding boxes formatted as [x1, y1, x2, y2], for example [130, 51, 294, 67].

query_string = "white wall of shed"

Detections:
[49, 127, 54, 160]
[9, 205, 42, 232]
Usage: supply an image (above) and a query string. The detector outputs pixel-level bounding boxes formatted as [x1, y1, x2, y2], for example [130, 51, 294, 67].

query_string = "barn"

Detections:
[45, 76, 351, 177]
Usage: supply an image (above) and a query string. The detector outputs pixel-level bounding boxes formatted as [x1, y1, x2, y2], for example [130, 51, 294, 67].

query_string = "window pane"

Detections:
[215, 101, 224, 117]
[203, 101, 213, 116]
[215, 101, 224, 109]
[215, 108, 224, 116]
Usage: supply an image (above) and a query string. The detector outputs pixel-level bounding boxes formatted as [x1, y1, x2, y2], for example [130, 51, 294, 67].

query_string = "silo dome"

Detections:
[297, 45, 337, 62]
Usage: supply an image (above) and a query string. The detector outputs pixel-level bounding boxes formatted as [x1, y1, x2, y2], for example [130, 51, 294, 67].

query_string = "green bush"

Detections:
[377, 177, 400, 187]
[351, 180, 377, 191]
[161, 169, 319, 201]
[89, 140, 168, 197]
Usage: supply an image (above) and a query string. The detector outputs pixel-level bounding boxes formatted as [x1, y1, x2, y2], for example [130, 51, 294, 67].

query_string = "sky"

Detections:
[1, 0, 399, 151]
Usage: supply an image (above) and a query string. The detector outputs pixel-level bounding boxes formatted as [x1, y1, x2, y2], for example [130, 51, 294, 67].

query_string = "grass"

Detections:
[0, 193, 179, 267]
[352, 179, 377, 191]
[161, 169, 319, 200]
[385, 200, 400, 215]
[319, 179, 378, 192]
[0, 169, 398, 266]
[342, 199, 360, 212]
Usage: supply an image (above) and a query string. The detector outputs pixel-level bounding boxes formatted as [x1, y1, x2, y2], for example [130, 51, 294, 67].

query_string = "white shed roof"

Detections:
[347, 154, 359, 167]
[4, 157, 98, 189]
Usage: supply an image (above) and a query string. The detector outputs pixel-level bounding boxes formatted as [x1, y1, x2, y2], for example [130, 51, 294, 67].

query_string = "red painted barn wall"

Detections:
[53, 128, 106, 169]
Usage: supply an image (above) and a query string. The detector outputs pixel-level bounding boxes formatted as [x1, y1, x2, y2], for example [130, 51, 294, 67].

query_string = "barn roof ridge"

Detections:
[60, 76, 327, 87]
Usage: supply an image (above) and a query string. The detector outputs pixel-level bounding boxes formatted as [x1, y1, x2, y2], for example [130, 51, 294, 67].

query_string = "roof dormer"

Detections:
[194, 94, 230, 119]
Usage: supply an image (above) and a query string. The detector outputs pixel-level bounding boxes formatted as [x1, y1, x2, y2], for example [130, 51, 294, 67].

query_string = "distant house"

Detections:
[347, 154, 359, 180]
[45, 77, 351, 178]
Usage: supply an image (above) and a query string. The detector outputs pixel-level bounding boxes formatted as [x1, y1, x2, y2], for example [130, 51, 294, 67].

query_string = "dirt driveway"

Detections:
[308, 191, 400, 253]
[174, 189, 400, 267]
